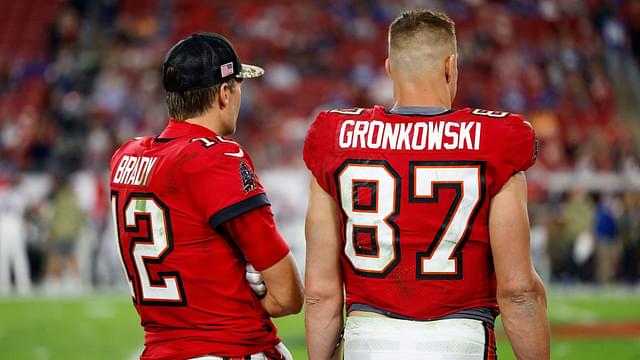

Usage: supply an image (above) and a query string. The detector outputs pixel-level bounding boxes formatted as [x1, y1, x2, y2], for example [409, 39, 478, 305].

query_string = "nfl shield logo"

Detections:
[221, 62, 234, 77]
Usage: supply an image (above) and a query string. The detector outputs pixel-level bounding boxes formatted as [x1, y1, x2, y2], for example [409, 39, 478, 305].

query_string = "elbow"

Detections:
[497, 277, 546, 306]
[289, 288, 304, 314]
[267, 297, 303, 317]
[304, 284, 343, 311]
[266, 287, 304, 317]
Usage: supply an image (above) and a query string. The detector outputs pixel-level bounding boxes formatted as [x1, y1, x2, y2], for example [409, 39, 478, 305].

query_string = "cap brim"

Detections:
[238, 64, 264, 78]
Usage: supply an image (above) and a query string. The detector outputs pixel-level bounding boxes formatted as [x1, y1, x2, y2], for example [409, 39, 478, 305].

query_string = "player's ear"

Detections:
[445, 54, 458, 103]
[444, 54, 456, 84]
[384, 58, 392, 79]
[217, 82, 230, 109]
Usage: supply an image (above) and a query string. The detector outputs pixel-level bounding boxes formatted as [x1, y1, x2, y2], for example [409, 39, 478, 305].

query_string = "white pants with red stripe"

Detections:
[344, 316, 496, 360]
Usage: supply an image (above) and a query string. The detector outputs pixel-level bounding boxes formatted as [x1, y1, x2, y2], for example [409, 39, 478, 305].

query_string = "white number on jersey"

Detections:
[337, 161, 400, 275]
[409, 162, 482, 278]
[336, 160, 484, 279]
[111, 192, 187, 305]
[329, 108, 365, 115]
[471, 108, 509, 118]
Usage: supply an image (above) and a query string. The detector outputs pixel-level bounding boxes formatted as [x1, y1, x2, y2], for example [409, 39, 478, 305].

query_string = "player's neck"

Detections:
[184, 112, 229, 135]
[393, 99, 450, 109]
[393, 85, 452, 109]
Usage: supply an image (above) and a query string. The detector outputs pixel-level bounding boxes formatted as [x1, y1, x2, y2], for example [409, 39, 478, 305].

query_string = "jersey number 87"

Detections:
[335, 160, 485, 279]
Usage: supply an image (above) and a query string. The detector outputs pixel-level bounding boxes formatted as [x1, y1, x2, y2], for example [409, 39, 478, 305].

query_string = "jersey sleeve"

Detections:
[186, 148, 271, 229]
[219, 205, 290, 271]
[489, 114, 538, 195]
[303, 111, 332, 192]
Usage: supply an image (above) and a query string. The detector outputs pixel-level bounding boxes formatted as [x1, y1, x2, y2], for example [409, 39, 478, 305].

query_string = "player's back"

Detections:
[110, 121, 279, 359]
[304, 105, 536, 321]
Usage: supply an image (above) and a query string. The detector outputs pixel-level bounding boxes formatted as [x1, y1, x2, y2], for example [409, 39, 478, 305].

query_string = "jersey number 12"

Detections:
[111, 192, 187, 305]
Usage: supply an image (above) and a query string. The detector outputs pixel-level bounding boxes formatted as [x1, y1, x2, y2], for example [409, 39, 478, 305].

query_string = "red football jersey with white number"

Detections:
[110, 120, 289, 359]
[303, 106, 537, 320]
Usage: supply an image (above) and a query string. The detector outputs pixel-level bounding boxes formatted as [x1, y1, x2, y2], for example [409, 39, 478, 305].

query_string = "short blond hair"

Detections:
[389, 9, 456, 61]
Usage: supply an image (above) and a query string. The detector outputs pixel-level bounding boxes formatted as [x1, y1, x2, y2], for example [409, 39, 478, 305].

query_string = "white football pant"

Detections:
[344, 316, 496, 360]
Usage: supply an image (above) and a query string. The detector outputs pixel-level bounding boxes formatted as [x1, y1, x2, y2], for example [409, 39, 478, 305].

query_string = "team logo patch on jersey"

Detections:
[240, 161, 258, 193]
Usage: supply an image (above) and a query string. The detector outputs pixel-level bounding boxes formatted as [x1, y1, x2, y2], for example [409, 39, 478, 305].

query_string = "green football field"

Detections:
[1, 289, 640, 359]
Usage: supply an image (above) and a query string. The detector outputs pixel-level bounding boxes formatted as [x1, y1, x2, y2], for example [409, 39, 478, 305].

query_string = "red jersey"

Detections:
[303, 106, 537, 320]
[110, 120, 289, 359]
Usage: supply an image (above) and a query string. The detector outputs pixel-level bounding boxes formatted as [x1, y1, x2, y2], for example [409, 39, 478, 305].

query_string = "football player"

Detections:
[304, 10, 550, 360]
[110, 33, 303, 360]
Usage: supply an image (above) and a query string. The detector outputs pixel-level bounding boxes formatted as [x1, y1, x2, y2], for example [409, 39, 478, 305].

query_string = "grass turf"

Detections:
[0, 291, 639, 359]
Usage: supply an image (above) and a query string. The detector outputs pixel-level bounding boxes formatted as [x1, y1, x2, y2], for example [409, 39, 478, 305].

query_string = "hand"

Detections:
[245, 263, 267, 297]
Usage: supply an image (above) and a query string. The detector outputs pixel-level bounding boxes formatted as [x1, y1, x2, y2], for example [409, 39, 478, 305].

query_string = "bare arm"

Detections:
[260, 252, 304, 317]
[490, 173, 550, 360]
[305, 177, 343, 360]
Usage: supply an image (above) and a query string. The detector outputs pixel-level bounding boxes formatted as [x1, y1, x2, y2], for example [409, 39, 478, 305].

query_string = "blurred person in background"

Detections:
[594, 194, 620, 285]
[110, 33, 302, 360]
[0, 173, 31, 295]
[304, 10, 549, 360]
[558, 189, 595, 282]
[45, 177, 84, 293]
[619, 192, 640, 283]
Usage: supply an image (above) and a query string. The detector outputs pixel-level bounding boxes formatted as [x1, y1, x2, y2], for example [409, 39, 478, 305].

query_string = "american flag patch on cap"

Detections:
[221, 62, 234, 77]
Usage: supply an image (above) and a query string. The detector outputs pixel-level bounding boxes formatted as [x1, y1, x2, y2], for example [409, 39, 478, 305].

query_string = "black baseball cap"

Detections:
[162, 32, 264, 92]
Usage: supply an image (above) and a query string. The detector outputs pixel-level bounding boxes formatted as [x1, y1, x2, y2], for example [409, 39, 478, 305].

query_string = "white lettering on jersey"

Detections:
[367, 120, 384, 149]
[353, 121, 368, 148]
[339, 120, 355, 148]
[474, 122, 482, 150]
[337, 120, 482, 151]
[397, 123, 412, 150]
[428, 121, 444, 150]
[382, 121, 399, 149]
[443, 122, 459, 150]
[412, 123, 428, 150]
[459, 122, 474, 150]
[113, 155, 158, 186]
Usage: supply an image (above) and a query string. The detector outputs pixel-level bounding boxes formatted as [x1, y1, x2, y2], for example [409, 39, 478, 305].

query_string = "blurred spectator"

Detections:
[594, 195, 620, 285]
[0, 175, 31, 295]
[558, 189, 595, 281]
[0, 0, 635, 174]
[626, 1, 640, 67]
[618, 192, 640, 283]
[45, 178, 84, 292]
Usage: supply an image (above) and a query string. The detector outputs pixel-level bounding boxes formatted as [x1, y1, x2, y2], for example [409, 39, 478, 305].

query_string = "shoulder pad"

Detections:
[187, 136, 245, 153]
[182, 136, 249, 173]
[114, 135, 152, 154]
[189, 136, 218, 149]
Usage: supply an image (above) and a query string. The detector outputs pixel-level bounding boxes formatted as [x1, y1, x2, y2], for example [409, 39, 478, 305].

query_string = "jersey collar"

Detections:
[158, 119, 218, 139]
[388, 106, 450, 116]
